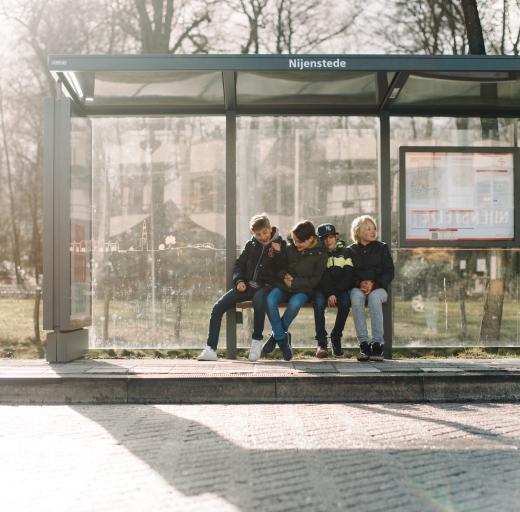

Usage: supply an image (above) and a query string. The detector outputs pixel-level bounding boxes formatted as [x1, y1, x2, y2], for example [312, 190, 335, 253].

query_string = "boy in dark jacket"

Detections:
[197, 213, 285, 362]
[313, 223, 354, 358]
[263, 220, 327, 361]
[348, 215, 394, 361]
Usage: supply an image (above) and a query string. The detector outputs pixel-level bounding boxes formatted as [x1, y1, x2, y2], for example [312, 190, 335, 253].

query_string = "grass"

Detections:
[0, 298, 45, 358]
[85, 346, 520, 360]
[1, 296, 519, 359]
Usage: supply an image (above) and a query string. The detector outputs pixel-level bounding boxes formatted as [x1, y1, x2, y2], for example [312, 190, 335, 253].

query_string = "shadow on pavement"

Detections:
[72, 403, 520, 511]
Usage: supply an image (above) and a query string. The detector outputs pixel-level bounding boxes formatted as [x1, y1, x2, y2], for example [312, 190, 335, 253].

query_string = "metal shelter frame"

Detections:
[44, 54, 520, 362]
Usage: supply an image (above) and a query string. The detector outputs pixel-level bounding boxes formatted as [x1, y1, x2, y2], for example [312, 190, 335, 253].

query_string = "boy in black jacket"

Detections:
[313, 223, 354, 358]
[197, 213, 285, 362]
[348, 215, 394, 361]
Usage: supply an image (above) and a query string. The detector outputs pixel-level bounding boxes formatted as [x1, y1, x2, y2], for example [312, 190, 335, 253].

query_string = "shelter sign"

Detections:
[400, 148, 515, 246]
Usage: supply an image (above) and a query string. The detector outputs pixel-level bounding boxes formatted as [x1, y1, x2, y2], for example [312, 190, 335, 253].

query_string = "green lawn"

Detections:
[1, 296, 518, 358]
[0, 298, 45, 358]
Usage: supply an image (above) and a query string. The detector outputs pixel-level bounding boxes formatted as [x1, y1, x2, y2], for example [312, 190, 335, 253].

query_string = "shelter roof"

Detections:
[48, 54, 520, 116]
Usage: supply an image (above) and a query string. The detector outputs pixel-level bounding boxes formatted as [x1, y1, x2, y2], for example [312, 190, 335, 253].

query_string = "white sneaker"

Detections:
[248, 339, 263, 362]
[196, 346, 218, 361]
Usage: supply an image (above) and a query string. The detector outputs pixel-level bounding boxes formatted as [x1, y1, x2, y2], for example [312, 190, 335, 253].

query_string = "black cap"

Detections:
[316, 223, 338, 239]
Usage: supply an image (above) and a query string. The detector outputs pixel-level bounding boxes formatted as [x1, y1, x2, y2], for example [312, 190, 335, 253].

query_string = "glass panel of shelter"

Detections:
[67, 70, 224, 107]
[69, 115, 93, 329]
[236, 116, 378, 348]
[394, 73, 520, 108]
[89, 117, 226, 349]
[236, 71, 393, 108]
[390, 116, 520, 348]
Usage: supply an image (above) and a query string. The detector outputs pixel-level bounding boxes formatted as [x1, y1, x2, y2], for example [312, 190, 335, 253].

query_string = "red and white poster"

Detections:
[405, 151, 514, 241]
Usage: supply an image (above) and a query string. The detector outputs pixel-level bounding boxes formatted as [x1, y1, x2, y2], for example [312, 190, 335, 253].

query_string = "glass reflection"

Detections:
[391, 117, 519, 347]
[91, 117, 226, 348]
[70, 116, 92, 327]
[237, 116, 378, 347]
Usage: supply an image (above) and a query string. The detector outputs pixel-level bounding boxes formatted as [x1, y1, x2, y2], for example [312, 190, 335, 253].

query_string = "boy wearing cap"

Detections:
[197, 213, 285, 362]
[313, 223, 354, 358]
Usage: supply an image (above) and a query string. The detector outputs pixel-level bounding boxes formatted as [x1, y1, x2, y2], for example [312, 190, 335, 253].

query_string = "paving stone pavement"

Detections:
[1, 403, 519, 511]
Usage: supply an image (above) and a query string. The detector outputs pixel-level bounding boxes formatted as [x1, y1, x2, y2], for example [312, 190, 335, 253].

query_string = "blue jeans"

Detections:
[266, 288, 311, 341]
[349, 287, 388, 344]
[313, 290, 350, 347]
[207, 286, 270, 349]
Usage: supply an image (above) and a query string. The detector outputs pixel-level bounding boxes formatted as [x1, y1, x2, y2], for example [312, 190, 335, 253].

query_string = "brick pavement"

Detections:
[1, 403, 519, 511]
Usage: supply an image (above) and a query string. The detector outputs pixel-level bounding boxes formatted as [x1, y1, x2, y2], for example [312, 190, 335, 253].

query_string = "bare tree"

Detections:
[115, 0, 215, 53]
[383, 0, 468, 55]
[484, 0, 520, 55]
[269, 0, 361, 54]
[460, 0, 510, 343]
[232, 0, 269, 54]
[0, 84, 23, 285]
[461, 0, 486, 53]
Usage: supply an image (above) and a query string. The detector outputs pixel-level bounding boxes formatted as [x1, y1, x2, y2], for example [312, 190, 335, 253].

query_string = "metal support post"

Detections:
[379, 112, 393, 359]
[225, 113, 237, 359]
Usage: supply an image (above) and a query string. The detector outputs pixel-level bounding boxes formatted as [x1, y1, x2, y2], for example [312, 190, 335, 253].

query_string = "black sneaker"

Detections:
[277, 336, 293, 361]
[262, 333, 276, 354]
[369, 342, 384, 361]
[357, 341, 370, 362]
[331, 338, 344, 357]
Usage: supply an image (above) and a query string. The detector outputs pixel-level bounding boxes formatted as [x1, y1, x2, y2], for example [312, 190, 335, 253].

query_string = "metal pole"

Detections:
[225, 113, 237, 359]
[294, 128, 300, 224]
[379, 112, 393, 359]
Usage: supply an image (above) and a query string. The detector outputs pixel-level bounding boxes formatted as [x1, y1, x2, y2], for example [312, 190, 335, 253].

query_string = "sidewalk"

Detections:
[3, 402, 520, 511]
[1, 358, 520, 404]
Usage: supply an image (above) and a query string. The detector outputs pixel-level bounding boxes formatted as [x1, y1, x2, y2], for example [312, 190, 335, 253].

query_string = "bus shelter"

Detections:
[44, 54, 520, 362]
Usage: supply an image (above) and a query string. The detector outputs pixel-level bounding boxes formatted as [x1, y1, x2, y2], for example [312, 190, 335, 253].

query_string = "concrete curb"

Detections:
[2, 372, 520, 404]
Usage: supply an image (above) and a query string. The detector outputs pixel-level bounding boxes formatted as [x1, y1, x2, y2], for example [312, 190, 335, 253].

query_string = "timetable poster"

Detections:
[405, 151, 514, 241]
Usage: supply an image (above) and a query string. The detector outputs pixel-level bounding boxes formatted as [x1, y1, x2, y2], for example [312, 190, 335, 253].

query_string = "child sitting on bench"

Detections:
[313, 223, 354, 358]
[197, 213, 285, 362]
[348, 215, 394, 362]
[263, 220, 327, 361]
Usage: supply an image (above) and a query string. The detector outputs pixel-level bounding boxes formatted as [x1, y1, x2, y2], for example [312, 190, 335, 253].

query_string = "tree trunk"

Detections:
[460, 0, 486, 53]
[0, 88, 23, 285]
[103, 284, 111, 342]
[461, 0, 504, 342]
[461, 0, 498, 137]
[33, 287, 41, 343]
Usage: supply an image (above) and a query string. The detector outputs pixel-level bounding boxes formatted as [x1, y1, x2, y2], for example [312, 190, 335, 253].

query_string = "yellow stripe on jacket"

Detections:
[326, 256, 353, 269]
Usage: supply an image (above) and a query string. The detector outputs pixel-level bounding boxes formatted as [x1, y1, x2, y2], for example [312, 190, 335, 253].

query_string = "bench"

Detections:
[236, 301, 313, 309]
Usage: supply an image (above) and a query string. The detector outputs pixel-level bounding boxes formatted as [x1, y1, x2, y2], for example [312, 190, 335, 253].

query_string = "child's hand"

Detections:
[236, 282, 247, 292]
[283, 273, 293, 288]
[360, 280, 374, 295]
[328, 295, 337, 307]
[271, 242, 281, 252]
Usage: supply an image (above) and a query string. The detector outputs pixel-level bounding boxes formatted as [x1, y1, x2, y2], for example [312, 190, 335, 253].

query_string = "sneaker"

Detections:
[277, 336, 293, 361]
[248, 339, 263, 362]
[369, 342, 384, 361]
[262, 333, 276, 354]
[316, 346, 328, 358]
[331, 338, 344, 357]
[356, 341, 370, 362]
[196, 346, 218, 361]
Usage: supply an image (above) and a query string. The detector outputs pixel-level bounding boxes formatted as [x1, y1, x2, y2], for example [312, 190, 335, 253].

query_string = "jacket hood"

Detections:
[269, 226, 282, 244]
[250, 226, 282, 245]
